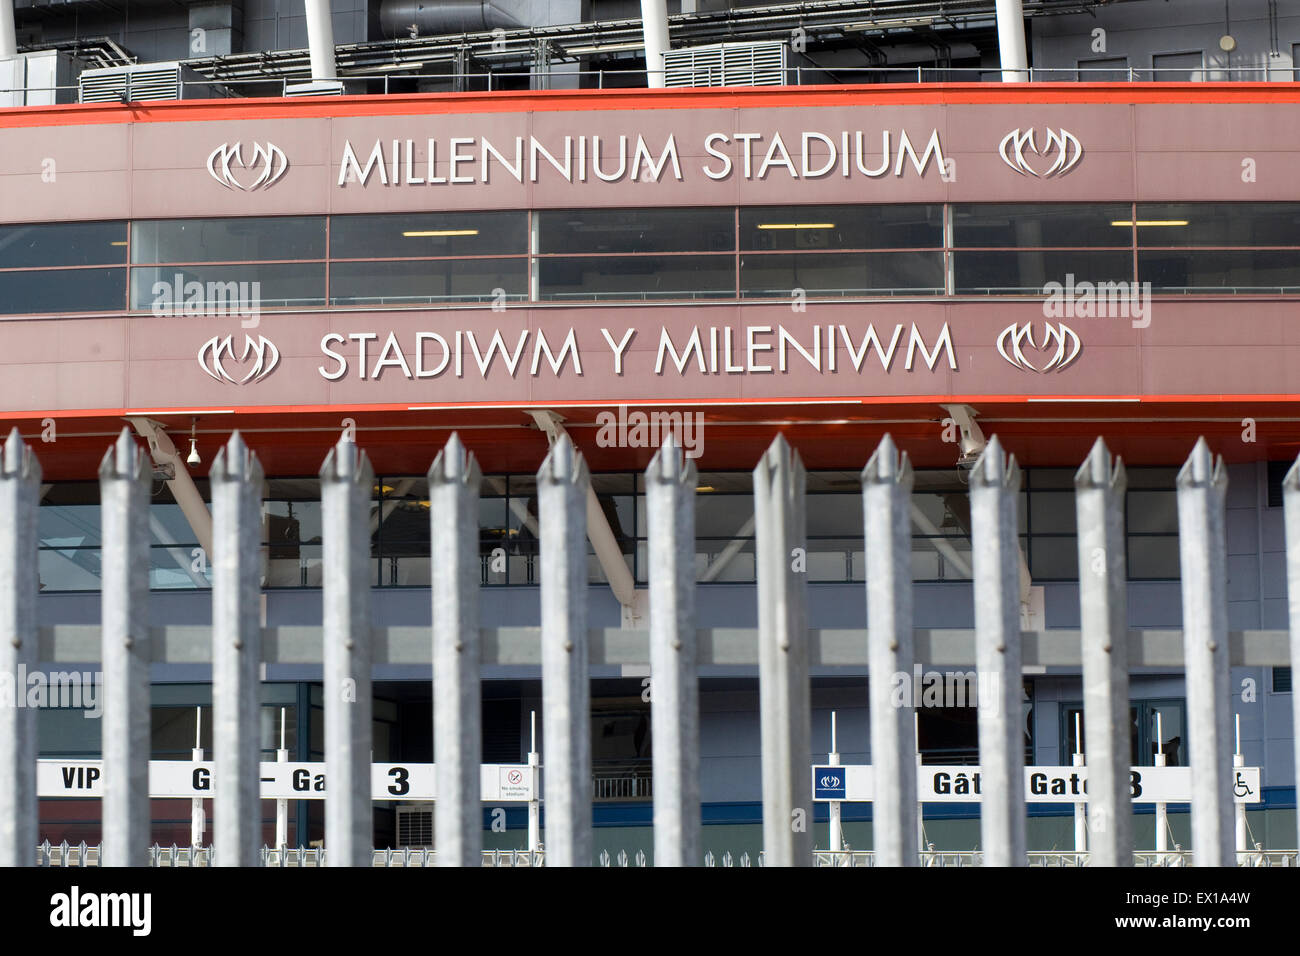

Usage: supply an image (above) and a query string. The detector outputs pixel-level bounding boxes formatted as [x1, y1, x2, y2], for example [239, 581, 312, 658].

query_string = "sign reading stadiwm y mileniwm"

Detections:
[196, 324, 958, 387]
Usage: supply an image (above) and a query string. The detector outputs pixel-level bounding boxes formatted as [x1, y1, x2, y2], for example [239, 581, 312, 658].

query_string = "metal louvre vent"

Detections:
[396, 805, 434, 848]
[663, 41, 787, 88]
[78, 63, 218, 103]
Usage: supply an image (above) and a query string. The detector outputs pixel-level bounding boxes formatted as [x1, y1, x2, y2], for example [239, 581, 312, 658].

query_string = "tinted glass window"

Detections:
[330, 259, 527, 305]
[740, 204, 942, 250]
[954, 250, 1133, 294]
[130, 264, 326, 310]
[1134, 204, 1300, 246]
[538, 254, 734, 300]
[0, 221, 126, 268]
[1138, 250, 1300, 293]
[953, 204, 1132, 247]
[740, 251, 944, 296]
[132, 217, 326, 263]
[330, 212, 528, 258]
[0, 268, 126, 314]
[537, 208, 734, 254]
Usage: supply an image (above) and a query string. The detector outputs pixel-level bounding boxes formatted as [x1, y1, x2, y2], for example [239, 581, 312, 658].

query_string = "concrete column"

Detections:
[304, 0, 338, 80]
[995, 0, 1029, 82]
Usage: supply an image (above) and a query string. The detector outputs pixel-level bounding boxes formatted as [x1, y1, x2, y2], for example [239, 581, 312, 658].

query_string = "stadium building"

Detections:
[1, 0, 1297, 859]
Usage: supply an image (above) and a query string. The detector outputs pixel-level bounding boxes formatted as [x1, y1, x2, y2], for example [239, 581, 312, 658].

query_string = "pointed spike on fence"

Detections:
[428, 431, 482, 487]
[538, 430, 586, 486]
[1177, 436, 1226, 489]
[209, 431, 263, 485]
[2, 426, 38, 480]
[1074, 436, 1126, 491]
[649, 431, 696, 486]
[970, 434, 1019, 489]
[98, 427, 146, 481]
[861, 432, 912, 486]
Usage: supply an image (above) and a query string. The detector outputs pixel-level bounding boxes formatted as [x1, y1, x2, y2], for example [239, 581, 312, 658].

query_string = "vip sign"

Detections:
[35, 759, 537, 802]
[810, 764, 1262, 804]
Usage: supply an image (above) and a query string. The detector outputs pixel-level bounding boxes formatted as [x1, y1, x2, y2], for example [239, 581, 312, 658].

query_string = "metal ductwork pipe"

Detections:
[0, 0, 17, 59]
[994, 0, 1029, 82]
[378, 0, 524, 40]
[304, 0, 339, 80]
[640, 0, 669, 88]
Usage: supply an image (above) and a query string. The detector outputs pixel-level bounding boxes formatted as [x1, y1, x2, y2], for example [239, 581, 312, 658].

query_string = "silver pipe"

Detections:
[429, 434, 483, 866]
[99, 429, 151, 867]
[538, 434, 592, 866]
[969, 435, 1026, 866]
[753, 435, 811, 867]
[321, 435, 373, 866]
[1075, 438, 1131, 866]
[211, 433, 264, 867]
[863, 434, 918, 866]
[647, 436, 699, 866]
[0, 429, 38, 866]
[1176, 438, 1234, 866]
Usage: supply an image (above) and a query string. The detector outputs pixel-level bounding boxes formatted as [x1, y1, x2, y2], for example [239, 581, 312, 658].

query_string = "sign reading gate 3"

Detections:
[36, 760, 536, 802]
[811, 764, 1262, 804]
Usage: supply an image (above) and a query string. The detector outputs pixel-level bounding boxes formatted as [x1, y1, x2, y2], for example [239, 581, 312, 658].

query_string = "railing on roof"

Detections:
[3, 65, 1296, 106]
[1, 426, 1297, 866]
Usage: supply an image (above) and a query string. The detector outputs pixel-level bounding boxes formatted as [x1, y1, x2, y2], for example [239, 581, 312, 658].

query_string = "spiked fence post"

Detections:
[211, 433, 264, 867]
[647, 436, 699, 867]
[429, 433, 483, 867]
[862, 434, 917, 866]
[1075, 438, 1131, 866]
[753, 435, 812, 867]
[538, 434, 592, 867]
[1177, 437, 1233, 867]
[321, 435, 374, 867]
[1282, 453, 1300, 853]
[100, 428, 151, 867]
[0, 429, 39, 867]
[969, 435, 1026, 867]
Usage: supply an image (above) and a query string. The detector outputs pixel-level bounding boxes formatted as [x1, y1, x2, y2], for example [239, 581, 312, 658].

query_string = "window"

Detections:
[329, 211, 529, 305]
[0, 220, 127, 314]
[1062, 699, 1186, 767]
[1274, 667, 1292, 693]
[129, 216, 327, 311]
[1151, 51, 1204, 82]
[1136, 203, 1300, 293]
[952, 204, 1134, 294]
[537, 207, 735, 301]
[1077, 56, 1128, 81]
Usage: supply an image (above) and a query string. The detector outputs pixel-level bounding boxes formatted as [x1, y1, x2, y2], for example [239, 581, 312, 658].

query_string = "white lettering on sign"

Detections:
[336, 129, 945, 187]
[35, 759, 538, 802]
[810, 764, 1263, 804]
[311, 323, 956, 383]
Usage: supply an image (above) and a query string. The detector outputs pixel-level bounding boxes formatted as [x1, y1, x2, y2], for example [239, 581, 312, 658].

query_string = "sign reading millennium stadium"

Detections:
[335, 128, 950, 186]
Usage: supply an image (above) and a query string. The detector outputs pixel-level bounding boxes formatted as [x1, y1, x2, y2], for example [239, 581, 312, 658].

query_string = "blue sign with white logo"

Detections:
[812, 766, 846, 800]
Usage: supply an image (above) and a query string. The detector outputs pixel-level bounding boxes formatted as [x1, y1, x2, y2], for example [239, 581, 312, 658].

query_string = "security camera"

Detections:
[940, 404, 987, 470]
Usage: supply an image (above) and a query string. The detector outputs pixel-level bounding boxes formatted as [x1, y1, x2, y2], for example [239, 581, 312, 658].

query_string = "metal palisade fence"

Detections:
[0, 426, 1296, 867]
